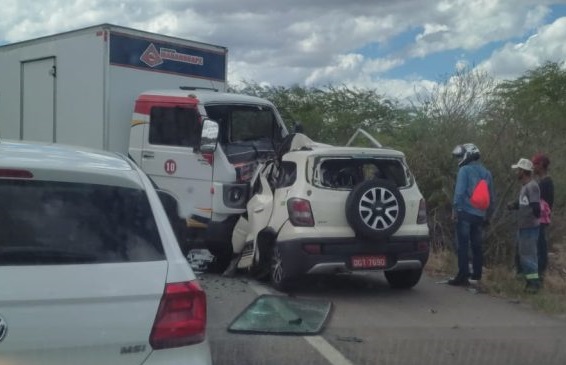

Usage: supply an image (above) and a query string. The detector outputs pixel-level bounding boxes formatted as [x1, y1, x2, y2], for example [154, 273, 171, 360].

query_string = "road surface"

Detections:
[202, 272, 566, 365]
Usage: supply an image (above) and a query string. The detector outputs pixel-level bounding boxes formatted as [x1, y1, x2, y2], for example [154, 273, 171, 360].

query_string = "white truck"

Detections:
[0, 24, 288, 269]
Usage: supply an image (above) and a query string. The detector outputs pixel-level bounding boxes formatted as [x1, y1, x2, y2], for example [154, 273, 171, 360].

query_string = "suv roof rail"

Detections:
[345, 128, 382, 148]
[179, 86, 219, 92]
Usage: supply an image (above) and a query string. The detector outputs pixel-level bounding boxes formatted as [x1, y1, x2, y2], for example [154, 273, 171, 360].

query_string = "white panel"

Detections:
[22, 58, 55, 142]
[52, 33, 105, 150]
[0, 29, 106, 149]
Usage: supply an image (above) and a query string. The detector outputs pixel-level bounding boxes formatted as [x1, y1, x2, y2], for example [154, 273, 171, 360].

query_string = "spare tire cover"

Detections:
[345, 179, 406, 240]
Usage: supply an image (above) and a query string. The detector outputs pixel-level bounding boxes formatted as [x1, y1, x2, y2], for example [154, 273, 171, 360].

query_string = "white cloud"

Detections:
[478, 17, 566, 80]
[1, 0, 564, 101]
[409, 1, 553, 57]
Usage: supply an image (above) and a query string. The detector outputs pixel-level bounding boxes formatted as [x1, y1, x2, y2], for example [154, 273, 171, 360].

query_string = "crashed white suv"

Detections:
[231, 133, 430, 291]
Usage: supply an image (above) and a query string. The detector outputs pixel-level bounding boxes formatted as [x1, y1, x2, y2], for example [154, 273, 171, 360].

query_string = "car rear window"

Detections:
[0, 180, 165, 265]
[312, 157, 409, 189]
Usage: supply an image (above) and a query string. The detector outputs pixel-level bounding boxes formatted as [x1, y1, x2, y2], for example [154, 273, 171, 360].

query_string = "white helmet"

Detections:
[452, 143, 480, 166]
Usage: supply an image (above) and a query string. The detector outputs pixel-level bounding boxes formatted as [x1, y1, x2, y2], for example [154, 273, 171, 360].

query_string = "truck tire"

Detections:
[345, 179, 405, 240]
[384, 269, 423, 289]
[208, 243, 233, 273]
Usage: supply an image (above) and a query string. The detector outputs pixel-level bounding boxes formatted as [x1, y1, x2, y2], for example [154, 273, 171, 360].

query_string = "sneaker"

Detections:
[448, 276, 470, 286]
[469, 278, 480, 285]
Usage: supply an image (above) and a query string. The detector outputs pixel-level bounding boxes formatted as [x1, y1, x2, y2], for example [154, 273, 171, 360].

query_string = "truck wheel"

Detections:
[208, 243, 233, 273]
[384, 269, 423, 289]
[270, 245, 295, 292]
[346, 179, 405, 240]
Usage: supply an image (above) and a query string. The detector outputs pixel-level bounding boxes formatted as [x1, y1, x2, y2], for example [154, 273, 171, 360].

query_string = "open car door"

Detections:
[237, 166, 275, 269]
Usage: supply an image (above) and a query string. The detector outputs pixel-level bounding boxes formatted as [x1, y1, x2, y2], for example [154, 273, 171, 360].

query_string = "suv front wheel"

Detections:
[384, 268, 423, 289]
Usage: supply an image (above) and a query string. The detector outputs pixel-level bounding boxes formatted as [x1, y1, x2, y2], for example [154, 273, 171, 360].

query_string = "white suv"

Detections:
[0, 141, 211, 364]
[231, 134, 430, 291]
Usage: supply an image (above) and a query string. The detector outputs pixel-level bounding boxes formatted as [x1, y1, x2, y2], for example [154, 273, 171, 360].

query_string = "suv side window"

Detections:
[273, 161, 297, 188]
[149, 106, 200, 147]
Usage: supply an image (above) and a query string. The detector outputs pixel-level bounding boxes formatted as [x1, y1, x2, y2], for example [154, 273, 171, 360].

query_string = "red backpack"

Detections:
[470, 179, 490, 210]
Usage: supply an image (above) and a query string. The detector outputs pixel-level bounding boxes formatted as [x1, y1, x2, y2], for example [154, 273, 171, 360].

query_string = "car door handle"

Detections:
[254, 207, 265, 213]
[142, 151, 155, 159]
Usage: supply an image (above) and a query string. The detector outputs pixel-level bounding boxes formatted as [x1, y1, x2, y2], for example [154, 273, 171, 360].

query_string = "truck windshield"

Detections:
[205, 104, 276, 143]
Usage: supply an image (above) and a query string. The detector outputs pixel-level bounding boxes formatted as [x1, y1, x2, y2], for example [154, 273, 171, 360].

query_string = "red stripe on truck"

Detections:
[134, 95, 199, 115]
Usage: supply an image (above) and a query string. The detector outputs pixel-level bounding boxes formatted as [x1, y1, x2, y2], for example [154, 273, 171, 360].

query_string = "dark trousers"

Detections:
[456, 212, 484, 280]
[538, 224, 549, 276]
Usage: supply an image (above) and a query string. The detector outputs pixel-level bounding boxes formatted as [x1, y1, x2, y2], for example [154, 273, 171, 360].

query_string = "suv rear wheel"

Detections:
[346, 179, 406, 240]
[384, 269, 423, 289]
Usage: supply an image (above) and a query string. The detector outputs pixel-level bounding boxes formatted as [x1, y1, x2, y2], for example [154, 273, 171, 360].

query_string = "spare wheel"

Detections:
[345, 179, 406, 240]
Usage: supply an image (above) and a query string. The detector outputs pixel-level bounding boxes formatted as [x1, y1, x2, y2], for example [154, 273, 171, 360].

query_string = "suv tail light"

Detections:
[287, 198, 315, 227]
[417, 198, 427, 224]
[150, 281, 206, 350]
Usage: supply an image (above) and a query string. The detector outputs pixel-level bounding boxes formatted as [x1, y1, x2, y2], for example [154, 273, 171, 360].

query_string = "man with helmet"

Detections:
[449, 143, 495, 286]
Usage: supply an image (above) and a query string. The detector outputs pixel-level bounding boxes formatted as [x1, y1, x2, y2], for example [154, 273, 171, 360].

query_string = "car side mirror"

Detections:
[199, 119, 219, 152]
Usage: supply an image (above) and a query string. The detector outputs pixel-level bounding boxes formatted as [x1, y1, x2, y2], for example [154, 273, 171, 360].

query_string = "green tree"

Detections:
[230, 83, 402, 145]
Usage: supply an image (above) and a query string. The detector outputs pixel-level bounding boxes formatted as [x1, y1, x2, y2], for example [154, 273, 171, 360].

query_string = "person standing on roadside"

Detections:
[449, 143, 495, 286]
[508, 158, 541, 293]
[532, 153, 554, 280]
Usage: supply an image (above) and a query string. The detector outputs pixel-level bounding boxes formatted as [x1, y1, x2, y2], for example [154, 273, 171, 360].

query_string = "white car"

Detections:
[0, 141, 212, 364]
[231, 133, 430, 291]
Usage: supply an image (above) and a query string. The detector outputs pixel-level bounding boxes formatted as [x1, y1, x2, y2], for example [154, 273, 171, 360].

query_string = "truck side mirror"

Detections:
[292, 121, 304, 134]
[200, 119, 219, 152]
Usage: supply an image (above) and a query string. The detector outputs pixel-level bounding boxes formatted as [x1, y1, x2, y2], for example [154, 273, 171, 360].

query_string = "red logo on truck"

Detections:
[164, 159, 177, 175]
[140, 43, 204, 68]
[140, 43, 163, 67]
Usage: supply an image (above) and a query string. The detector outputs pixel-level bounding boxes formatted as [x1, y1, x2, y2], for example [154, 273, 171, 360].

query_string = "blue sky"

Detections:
[1, 1, 566, 99]
[357, 4, 566, 83]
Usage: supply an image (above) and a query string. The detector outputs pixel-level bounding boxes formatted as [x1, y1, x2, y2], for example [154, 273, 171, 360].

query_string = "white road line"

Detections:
[247, 281, 355, 365]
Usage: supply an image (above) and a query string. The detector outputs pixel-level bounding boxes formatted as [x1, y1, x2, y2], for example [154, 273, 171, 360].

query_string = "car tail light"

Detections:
[417, 199, 427, 224]
[201, 152, 214, 166]
[287, 198, 314, 227]
[150, 281, 206, 350]
[0, 169, 33, 178]
[303, 243, 321, 254]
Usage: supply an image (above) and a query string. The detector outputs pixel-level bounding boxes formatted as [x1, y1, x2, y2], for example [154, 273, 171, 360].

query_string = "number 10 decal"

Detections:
[164, 159, 177, 175]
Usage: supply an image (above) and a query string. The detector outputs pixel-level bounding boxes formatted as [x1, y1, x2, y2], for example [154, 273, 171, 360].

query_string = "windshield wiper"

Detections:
[0, 246, 98, 265]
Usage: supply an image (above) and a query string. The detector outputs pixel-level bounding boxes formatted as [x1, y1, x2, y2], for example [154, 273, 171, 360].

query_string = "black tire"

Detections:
[346, 179, 406, 240]
[270, 245, 296, 292]
[384, 269, 423, 289]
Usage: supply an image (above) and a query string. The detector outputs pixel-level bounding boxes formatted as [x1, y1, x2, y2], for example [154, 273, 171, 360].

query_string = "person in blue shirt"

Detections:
[449, 143, 495, 286]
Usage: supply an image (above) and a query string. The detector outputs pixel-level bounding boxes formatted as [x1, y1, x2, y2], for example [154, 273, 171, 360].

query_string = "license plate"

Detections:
[351, 255, 387, 269]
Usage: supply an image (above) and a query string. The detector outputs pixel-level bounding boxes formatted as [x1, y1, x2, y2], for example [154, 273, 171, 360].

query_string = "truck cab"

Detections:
[128, 88, 288, 267]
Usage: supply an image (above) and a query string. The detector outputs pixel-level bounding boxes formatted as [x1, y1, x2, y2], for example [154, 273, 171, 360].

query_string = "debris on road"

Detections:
[187, 249, 215, 271]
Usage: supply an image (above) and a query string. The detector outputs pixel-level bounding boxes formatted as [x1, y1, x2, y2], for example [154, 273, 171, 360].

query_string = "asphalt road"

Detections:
[201, 272, 566, 365]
